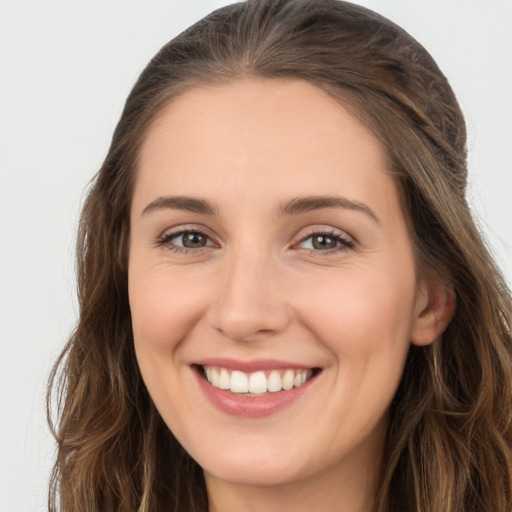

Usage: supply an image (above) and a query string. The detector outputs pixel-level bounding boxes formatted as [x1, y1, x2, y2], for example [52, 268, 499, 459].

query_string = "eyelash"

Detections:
[296, 228, 355, 255]
[155, 228, 355, 255]
[155, 229, 215, 254]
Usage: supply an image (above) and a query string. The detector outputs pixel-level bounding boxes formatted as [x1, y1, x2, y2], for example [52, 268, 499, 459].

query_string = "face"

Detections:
[129, 79, 429, 495]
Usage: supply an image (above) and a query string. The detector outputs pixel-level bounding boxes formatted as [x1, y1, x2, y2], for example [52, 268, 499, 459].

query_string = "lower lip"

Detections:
[194, 368, 315, 418]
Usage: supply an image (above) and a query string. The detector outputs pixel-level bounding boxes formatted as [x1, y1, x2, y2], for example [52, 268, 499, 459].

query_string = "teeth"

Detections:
[282, 369, 294, 390]
[218, 369, 230, 390]
[267, 370, 282, 392]
[248, 371, 267, 394]
[203, 366, 314, 395]
[230, 371, 249, 393]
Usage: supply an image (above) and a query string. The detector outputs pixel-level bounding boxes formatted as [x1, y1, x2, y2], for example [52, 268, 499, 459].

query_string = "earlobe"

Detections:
[411, 280, 456, 347]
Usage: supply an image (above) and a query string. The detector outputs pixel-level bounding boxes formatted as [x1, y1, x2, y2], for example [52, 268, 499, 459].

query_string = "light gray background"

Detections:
[1, 1, 510, 511]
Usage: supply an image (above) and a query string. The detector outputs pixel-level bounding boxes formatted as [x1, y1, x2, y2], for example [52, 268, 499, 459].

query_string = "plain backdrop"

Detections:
[1, 1, 511, 511]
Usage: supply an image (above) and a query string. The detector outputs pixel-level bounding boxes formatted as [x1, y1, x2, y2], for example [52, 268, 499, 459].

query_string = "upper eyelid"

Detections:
[154, 226, 220, 252]
[163, 230, 214, 243]
[295, 234, 355, 251]
[155, 229, 218, 255]
[157, 224, 217, 240]
[293, 225, 355, 244]
[154, 224, 356, 249]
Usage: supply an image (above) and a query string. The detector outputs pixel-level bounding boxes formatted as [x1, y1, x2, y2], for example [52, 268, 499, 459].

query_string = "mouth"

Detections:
[191, 358, 322, 417]
[197, 365, 318, 397]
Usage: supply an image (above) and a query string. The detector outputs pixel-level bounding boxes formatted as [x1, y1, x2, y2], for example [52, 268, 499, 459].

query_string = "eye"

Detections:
[176, 231, 209, 248]
[297, 230, 355, 253]
[156, 229, 215, 252]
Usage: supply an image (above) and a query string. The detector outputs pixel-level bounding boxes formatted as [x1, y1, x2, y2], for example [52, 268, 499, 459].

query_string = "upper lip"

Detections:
[193, 357, 317, 373]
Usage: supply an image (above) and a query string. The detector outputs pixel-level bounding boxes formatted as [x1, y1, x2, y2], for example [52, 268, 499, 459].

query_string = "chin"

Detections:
[202, 458, 306, 488]
[190, 437, 312, 487]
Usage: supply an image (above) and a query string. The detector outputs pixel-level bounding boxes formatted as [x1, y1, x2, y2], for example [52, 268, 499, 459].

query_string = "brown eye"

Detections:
[311, 234, 338, 250]
[157, 229, 214, 252]
[298, 231, 355, 253]
[181, 232, 208, 248]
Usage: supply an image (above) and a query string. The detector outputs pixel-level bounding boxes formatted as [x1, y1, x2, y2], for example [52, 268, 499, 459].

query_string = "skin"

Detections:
[128, 79, 453, 512]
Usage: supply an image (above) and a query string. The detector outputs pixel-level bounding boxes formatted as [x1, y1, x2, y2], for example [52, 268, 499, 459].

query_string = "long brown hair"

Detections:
[48, 1, 512, 510]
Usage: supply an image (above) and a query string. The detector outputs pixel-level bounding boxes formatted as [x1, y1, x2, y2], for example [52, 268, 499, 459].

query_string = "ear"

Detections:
[410, 278, 456, 346]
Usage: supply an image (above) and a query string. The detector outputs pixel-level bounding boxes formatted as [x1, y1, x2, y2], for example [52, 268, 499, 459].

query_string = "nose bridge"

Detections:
[208, 245, 289, 341]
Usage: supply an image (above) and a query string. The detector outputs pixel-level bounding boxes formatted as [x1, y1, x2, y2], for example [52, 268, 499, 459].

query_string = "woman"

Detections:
[47, 1, 512, 511]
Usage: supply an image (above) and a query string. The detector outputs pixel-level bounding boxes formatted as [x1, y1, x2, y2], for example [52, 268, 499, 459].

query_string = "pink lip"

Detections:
[194, 357, 312, 372]
[192, 359, 318, 418]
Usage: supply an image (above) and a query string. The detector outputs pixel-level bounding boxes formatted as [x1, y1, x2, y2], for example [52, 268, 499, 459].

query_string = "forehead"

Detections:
[134, 78, 400, 222]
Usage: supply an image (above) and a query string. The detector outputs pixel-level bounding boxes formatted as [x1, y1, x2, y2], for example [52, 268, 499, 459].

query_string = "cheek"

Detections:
[301, 269, 416, 433]
[128, 265, 211, 436]
[301, 268, 415, 339]
[128, 262, 209, 395]
[294, 263, 417, 398]
[129, 264, 203, 344]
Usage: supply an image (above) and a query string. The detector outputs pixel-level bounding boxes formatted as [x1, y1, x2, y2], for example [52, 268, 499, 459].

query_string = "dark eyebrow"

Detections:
[141, 196, 218, 217]
[279, 195, 380, 225]
[141, 194, 379, 224]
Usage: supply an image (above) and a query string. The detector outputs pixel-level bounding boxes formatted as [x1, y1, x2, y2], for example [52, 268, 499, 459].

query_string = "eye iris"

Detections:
[182, 232, 207, 248]
[312, 234, 338, 250]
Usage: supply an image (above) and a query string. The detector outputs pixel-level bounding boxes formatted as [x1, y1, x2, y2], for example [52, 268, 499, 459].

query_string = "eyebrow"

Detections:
[279, 195, 381, 225]
[141, 196, 218, 217]
[141, 194, 380, 225]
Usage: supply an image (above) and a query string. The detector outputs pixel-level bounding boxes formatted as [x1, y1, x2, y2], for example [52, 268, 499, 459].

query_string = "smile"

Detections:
[193, 360, 321, 417]
[202, 366, 314, 396]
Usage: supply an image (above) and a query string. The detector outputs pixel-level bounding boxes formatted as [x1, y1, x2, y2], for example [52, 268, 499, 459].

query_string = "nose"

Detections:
[207, 250, 291, 342]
